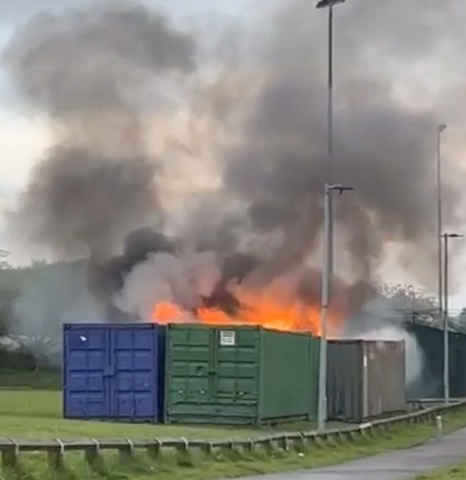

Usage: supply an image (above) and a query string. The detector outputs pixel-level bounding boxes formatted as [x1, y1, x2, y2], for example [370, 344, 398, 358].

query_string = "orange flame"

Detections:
[152, 302, 185, 323]
[151, 287, 341, 336]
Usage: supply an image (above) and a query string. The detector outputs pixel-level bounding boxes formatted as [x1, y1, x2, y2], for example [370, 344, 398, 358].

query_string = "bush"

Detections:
[0, 344, 37, 370]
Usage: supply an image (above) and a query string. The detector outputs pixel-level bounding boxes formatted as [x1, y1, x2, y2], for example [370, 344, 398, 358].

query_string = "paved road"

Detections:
[235, 428, 466, 480]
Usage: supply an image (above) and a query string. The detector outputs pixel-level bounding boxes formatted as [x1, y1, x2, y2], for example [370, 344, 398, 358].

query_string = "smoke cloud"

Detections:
[221, 0, 465, 286]
[343, 294, 424, 388]
[3, 0, 466, 338]
[3, 1, 196, 259]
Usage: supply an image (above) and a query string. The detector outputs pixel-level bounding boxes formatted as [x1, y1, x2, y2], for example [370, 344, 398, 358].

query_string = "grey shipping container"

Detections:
[165, 324, 320, 425]
[327, 340, 406, 423]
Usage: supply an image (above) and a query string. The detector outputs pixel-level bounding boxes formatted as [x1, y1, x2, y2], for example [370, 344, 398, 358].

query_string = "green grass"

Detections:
[4, 408, 466, 480]
[416, 462, 466, 479]
[1, 370, 466, 480]
[0, 370, 345, 440]
[0, 389, 261, 440]
[0, 369, 61, 390]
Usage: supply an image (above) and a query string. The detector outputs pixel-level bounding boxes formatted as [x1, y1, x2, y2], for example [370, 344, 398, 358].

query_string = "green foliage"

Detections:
[458, 307, 466, 322]
[0, 265, 36, 333]
[0, 258, 60, 335]
[0, 344, 37, 370]
[378, 283, 437, 311]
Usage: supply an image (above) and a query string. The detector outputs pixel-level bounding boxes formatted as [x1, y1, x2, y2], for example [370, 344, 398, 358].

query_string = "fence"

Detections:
[2, 400, 466, 471]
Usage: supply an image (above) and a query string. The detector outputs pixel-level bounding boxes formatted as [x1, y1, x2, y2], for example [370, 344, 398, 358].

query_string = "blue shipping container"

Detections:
[63, 323, 166, 423]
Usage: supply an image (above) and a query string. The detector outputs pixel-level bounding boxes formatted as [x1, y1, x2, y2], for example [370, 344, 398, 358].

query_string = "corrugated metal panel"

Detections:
[450, 333, 466, 398]
[366, 341, 406, 418]
[63, 323, 165, 422]
[327, 340, 406, 423]
[308, 334, 320, 417]
[407, 323, 466, 400]
[327, 341, 363, 422]
[165, 324, 319, 425]
[406, 323, 443, 399]
[260, 330, 319, 421]
[164, 325, 260, 424]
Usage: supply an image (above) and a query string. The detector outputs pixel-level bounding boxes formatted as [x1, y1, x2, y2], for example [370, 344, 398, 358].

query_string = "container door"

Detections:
[110, 326, 160, 421]
[166, 325, 260, 424]
[212, 328, 259, 404]
[167, 325, 213, 406]
[63, 325, 111, 418]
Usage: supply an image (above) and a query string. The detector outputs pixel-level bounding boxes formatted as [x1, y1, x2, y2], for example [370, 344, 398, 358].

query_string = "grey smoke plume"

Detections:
[4, 0, 466, 334]
[342, 294, 425, 391]
[113, 249, 223, 320]
[12, 260, 105, 365]
[3, 1, 196, 258]
[221, 0, 465, 287]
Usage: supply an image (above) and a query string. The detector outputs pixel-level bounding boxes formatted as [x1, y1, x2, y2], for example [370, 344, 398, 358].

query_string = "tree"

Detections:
[457, 307, 466, 324]
[377, 282, 440, 327]
[378, 283, 437, 310]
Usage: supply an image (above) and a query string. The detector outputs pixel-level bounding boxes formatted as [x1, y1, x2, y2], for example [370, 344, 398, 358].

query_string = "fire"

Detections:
[152, 302, 185, 323]
[151, 289, 341, 336]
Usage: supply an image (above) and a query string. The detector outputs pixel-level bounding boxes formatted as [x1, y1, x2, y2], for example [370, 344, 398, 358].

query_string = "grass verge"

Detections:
[2, 407, 466, 480]
[0, 369, 61, 390]
[416, 462, 466, 479]
[0, 381, 349, 440]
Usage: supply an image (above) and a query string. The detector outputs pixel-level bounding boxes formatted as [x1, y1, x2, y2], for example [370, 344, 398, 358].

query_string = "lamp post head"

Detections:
[316, 0, 346, 8]
[438, 124, 447, 133]
[326, 183, 354, 195]
[442, 233, 464, 239]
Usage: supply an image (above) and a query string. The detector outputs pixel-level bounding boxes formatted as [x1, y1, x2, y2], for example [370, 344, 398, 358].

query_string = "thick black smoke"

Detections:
[91, 227, 259, 318]
[4, 0, 466, 325]
[3, 1, 196, 259]
[221, 0, 465, 287]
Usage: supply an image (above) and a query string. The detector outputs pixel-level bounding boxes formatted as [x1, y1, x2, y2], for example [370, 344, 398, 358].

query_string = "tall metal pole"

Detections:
[443, 233, 449, 405]
[318, 0, 344, 278]
[327, 5, 334, 181]
[316, 0, 347, 432]
[327, 5, 335, 278]
[437, 125, 446, 333]
[318, 183, 331, 432]
[317, 183, 353, 432]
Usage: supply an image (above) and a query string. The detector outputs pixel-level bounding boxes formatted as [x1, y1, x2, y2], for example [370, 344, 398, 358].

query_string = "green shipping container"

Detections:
[165, 324, 320, 425]
[406, 322, 466, 399]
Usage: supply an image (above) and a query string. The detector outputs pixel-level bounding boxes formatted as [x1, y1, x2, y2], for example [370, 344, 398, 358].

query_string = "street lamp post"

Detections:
[442, 232, 464, 405]
[318, 183, 354, 432]
[316, 0, 350, 432]
[437, 124, 447, 335]
[316, 0, 347, 278]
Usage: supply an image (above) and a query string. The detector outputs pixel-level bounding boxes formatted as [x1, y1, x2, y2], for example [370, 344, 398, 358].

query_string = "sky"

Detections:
[0, 0, 257, 192]
[0, 0, 256, 194]
[0, 0, 465, 313]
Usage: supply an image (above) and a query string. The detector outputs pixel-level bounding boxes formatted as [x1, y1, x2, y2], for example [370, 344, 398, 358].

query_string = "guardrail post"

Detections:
[293, 433, 306, 452]
[47, 439, 65, 470]
[118, 439, 134, 461]
[262, 436, 274, 454]
[147, 439, 162, 460]
[280, 434, 290, 452]
[246, 438, 255, 453]
[436, 415, 443, 441]
[175, 437, 189, 454]
[1, 439, 18, 469]
[84, 439, 101, 470]
[201, 441, 213, 455]
[175, 437, 192, 467]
